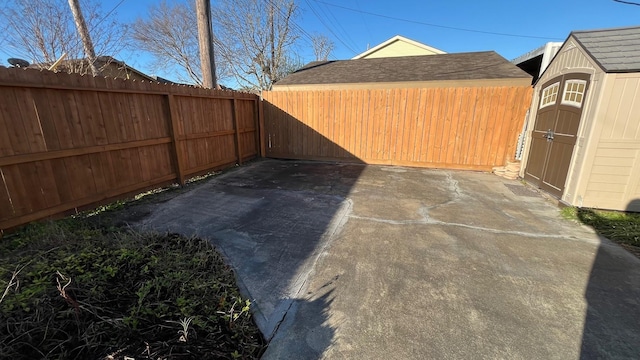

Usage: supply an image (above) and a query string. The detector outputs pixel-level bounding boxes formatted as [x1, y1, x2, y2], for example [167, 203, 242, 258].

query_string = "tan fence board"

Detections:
[263, 85, 532, 170]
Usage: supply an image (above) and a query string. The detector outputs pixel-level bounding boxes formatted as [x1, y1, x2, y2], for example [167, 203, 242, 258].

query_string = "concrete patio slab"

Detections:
[136, 159, 640, 359]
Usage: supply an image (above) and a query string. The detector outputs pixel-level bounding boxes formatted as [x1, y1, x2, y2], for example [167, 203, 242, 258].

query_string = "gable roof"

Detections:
[571, 25, 640, 73]
[275, 51, 531, 86]
[30, 56, 177, 83]
[352, 35, 445, 59]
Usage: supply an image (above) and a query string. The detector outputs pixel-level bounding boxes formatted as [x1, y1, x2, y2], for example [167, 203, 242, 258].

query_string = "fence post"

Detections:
[253, 97, 260, 158]
[258, 95, 266, 157]
[232, 94, 243, 165]
[166, 94, 186, 185]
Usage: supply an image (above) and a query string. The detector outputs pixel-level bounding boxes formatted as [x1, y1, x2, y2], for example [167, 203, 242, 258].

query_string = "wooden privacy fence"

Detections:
[263, 86, 532, 170]
[0, 68, 263, 230]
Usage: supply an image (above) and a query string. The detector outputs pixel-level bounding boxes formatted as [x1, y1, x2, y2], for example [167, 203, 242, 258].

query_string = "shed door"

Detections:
[524, 73, 590, 198]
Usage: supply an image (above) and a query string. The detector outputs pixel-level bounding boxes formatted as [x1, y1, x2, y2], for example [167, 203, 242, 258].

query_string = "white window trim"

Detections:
[561, 79, 587, 108]
[540, 82, 560, 109]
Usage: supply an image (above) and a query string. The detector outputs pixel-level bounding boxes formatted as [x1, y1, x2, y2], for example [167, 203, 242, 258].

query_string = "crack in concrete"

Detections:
[347, 214, 590, 242]
[347, 172, 593, 243]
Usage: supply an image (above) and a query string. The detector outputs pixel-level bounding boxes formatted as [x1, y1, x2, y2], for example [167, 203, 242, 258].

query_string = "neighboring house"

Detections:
[520, 25, 640, 211]
[30, 56, 176, 84]
[272, 51, 531, 91]
[352, 35, 445, 59]
[512, 42, 563, 84]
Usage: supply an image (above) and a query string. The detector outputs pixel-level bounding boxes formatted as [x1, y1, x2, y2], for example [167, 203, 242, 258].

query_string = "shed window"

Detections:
[561, 80, 587, 108]
[540, 82, 559, 109]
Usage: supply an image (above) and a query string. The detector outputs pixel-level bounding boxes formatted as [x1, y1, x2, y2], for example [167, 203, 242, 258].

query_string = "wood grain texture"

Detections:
[263, 86, 533, 169]
[0, 68, 260, 230]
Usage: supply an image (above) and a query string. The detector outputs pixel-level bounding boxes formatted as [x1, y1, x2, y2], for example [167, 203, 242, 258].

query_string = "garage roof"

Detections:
[572, 26, 640, 72]
[275, 51, 531, 86]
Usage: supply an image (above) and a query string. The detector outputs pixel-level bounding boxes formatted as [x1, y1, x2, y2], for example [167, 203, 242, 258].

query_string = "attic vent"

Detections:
[563, 42, 576, 51]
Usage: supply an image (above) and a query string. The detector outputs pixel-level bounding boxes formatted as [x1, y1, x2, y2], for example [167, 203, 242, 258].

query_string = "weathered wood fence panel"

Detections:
[263, 86, 532, 170]
[0, 68, 260, 230]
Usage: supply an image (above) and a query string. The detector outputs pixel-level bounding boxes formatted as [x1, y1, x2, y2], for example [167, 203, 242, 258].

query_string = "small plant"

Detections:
[168, 317, 193, 342]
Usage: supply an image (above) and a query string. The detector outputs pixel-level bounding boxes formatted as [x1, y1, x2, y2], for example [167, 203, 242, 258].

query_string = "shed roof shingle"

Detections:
[275, 51, 531, 86]
[572, 26, 640, 72]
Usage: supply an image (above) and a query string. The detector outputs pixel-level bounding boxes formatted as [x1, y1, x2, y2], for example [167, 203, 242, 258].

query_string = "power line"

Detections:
[66, 0, 127, 58]
[353, 0, 373, 46]
[613, 0, 640, 5]
[96, 0, 127, 29]
[312, 0, 564, 40]
[304, 0, 358, 54]
[314, 1, 360, 51]
[264, 0, 339, 60]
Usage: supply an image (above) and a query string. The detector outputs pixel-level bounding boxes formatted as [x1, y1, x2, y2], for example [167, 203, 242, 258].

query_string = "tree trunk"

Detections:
[67, 0, 98, 76]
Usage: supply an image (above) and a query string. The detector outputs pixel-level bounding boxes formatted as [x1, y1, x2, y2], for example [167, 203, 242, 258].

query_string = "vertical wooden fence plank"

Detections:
[257, 87, 532, 168]
[167, 94, 186, 185]
[232, 95, 243, 165]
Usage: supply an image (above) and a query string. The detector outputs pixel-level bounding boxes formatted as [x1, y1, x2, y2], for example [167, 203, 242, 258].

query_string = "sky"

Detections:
[2, 0, 640, 85]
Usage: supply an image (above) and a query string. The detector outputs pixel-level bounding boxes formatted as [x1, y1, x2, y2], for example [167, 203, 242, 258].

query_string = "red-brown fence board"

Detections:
[263, 86, 532, 170]
[0, 67, 260, 230]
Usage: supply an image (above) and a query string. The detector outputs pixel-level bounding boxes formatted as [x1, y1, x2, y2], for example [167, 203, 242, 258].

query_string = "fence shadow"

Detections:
[579, 200, 640, 359]
[138, 104, 365, 359]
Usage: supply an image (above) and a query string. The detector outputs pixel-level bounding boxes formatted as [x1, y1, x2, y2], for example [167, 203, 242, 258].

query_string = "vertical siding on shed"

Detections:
[561, 69, 606, 206]
[579, 73, 640, 211]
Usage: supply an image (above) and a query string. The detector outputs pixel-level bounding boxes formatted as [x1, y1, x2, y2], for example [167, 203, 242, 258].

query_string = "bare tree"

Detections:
[213, 0, 301, 90]
[0, 0, 127, 74]
[311, 34, 335, 61]
[131, 1, 202, 85]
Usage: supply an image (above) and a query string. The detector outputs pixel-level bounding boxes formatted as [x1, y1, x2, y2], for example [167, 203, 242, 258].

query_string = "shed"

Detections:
[272, 51, 531, 91]
[520, 26, 640, 211]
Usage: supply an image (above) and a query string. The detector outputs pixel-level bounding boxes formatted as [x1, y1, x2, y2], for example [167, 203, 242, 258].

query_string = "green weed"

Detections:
[562, 207, 640, 247]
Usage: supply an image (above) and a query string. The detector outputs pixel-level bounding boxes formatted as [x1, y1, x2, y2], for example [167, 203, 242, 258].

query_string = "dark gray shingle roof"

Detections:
[572, 26, 640, 72]
[275, 51, 531, 86]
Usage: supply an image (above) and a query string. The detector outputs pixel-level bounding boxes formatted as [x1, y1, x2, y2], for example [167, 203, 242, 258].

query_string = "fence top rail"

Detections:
[0, 66, 258, 100]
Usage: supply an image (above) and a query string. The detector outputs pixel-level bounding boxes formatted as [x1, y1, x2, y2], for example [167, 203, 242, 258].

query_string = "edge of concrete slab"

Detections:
[228, 198, 353, 341]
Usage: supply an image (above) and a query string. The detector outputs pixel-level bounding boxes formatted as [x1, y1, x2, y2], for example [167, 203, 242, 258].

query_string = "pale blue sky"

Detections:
[2, 0, 639, 84]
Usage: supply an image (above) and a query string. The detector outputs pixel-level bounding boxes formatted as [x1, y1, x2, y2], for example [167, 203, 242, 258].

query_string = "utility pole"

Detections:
[269, 2, 275, 85]
[196, 0, 217, 89]
[67, 0, 98, 76]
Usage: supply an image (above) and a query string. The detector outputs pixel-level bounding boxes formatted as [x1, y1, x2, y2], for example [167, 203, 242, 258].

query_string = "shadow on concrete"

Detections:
[139, 103, 365, 359]
[579, 200, 640, 359]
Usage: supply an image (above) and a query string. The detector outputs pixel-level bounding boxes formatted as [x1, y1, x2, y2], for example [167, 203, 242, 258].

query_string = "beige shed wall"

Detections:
[576, 73, 640, 211]
[360, 40, 441, 59]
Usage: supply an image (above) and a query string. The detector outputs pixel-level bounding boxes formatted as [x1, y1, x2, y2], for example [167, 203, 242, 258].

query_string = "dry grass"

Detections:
[0, 219, 265, 359]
